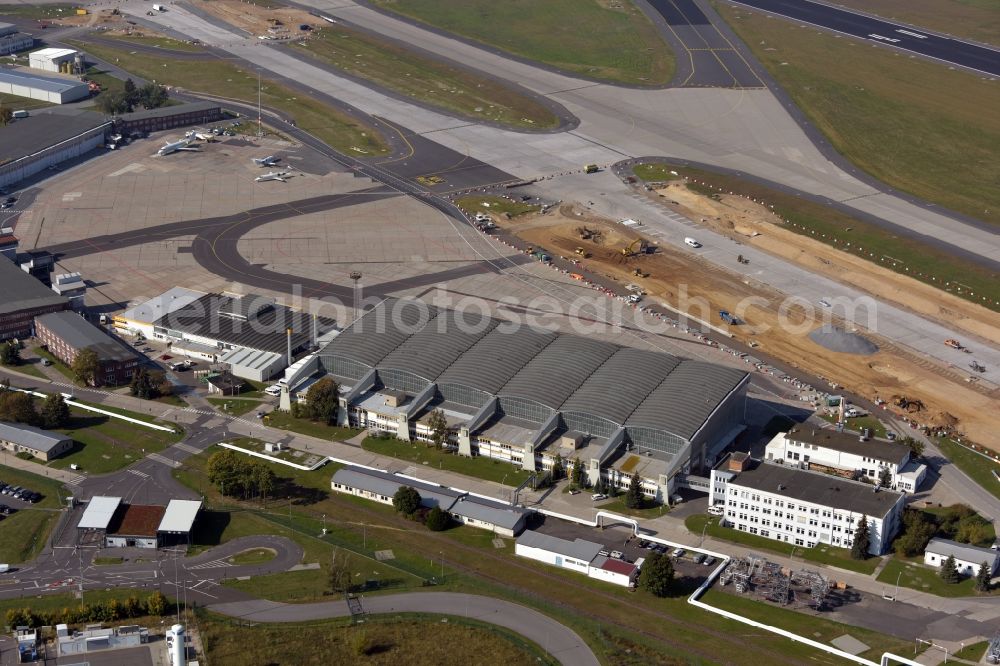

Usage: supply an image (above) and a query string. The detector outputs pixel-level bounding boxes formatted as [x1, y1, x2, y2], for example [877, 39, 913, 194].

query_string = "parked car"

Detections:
[672, 548, 686, 558]
[694, 553, 706, 564]
[610, 550, 624, 560]
[707, 504, 725, 516]
[598, 549, 610, 557]
[703, 556, 716, 567]
[590, 493, 607, 501]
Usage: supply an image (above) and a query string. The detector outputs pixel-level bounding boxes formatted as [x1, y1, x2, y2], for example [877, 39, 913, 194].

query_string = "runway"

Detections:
[729, 0, 1000, 77]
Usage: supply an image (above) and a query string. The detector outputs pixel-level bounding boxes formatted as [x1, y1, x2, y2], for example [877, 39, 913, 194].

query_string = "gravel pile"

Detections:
[809, 325, 879, 355]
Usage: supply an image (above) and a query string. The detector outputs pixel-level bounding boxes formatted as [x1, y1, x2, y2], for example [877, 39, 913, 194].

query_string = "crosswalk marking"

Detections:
[173, 442, 201, 455]
[147, 453, 181, 468]
[127, 468, 150, 479]
[188, 558, 230, 570]
[65, 474, 85, 486]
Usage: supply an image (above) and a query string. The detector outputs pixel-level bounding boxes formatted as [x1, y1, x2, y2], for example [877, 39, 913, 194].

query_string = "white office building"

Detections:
[28, 47, 78, 73]
[924, 538, 999, 577]
[765, 426, 926, 492]
[515, 530, 641, 587]
[710, 454, 905, 556]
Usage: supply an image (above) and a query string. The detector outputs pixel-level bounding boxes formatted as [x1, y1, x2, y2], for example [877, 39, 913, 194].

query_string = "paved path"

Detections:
[209, 591, 599, 666]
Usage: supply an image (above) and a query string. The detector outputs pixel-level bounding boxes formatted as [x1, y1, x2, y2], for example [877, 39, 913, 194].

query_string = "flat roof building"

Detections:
[105, 504, 166, 549]
[116, 101, 222, 134]
[331, 465, 530, 537]
[0, 68, 89, 103]
[924, 538, 999, 577]
[27, 47, 77, 73]
[113, 287, 204, 339]
[0, 257, 69, 340]
[319, 298, 749, 501]
[78, 497, 199, 549]
[0, 22, 34, 56]
[515, 530, 639, 587]
[35, 311, 142, 386]
[78, 496, 123, 531]
[0, 421, 72, 461]
[0, 107, 112, 189]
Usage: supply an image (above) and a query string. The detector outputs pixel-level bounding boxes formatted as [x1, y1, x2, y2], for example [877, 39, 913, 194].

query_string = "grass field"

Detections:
[0, 4, 74, 19]
[954, 640, 989, 661]
[70, 40, 388, 155]
[0, 93, 54, 112]
[0, 466, 66, 563]
[372, 0, 673, 85]
[262, 410, 357, 441]
[876, 556, 985, 597]
[600, 496, 669, 519]
[206, 397, 261, 417]
[631, 161, 1000, 311]
[935, 437, 1000, 501]
[47, 408, 179, 474]
[829, 0, 1000, 46]
[227, 547, 276, 566]
[686, 514, 881, 575]
[197, 611, 554, 665]
[716, 5, 1000, 229]
[362, 436, 531, 486]
[103, 33, 207, 53]
[293, 26, 558, 129]
[455, 195, 540, 217]
[170, 448, 908, 664]
[93, 556, 124, 565]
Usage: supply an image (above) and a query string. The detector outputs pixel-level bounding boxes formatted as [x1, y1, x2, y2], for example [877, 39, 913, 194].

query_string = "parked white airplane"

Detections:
[253, 155, 280, 167]
[255, 170, 290, 182]
[157, 138, 200, 156]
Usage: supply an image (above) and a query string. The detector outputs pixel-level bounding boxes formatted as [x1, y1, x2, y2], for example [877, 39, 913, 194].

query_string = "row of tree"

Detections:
[0, 386, 71, 429]
[129, 367, 172, 400]
[392, 486, 450, 531]
[939, 554, 992, 591]
[95, 78, 170, 116]
[894, 505, 992, 558]
[206, 449, 276, 504]
[5, 592, 169, 628]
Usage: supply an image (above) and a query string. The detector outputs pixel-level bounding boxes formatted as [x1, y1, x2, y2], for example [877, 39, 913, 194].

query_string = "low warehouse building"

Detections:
[0, 108, 112, 189]
[116, 101, 223, 134]
[0, 22, 34, 56]
[77, 497, 200, 549]
[0, 68, 89, 103]
[35, 311, 142, 387]
[924, 538, 999, 577]
[515, 530, 641, 587]
[27, 47, 78, 73]
[156, 499, 202, 547]
[77, 496, 122, 545]
[219, 346, 286, 382]
[331, 465, 529, 537]
[105, 503, 166, 549]
[0, 257, 69, 340]
[113, 287, 203, 340]
[0, 421, 73, 461]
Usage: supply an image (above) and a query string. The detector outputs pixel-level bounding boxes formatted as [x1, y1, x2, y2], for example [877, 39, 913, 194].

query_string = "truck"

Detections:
[583, 164, 599, 174]
[152, 4, 166, 11]
[719, 310, 740, 325]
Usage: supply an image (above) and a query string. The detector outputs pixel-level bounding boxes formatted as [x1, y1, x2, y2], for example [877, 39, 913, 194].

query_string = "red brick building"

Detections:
[0, 258, 68, 341]
[34, 311, 141, 386]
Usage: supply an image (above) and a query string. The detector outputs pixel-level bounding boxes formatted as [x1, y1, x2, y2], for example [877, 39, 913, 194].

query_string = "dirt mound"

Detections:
[809, 325, 879, 355]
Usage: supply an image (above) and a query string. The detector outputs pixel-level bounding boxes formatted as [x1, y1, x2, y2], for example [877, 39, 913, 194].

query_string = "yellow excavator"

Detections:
[621, 238, 647, 257]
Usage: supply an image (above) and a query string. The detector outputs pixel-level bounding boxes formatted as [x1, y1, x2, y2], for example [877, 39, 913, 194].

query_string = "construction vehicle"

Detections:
[584, 164, 599, 174]
[577, 226, 595, 240]
[622, 238, 647, 257]
[574, 247, 590, 258]
[970, 361, 986, 373]
[894, 396, 925, 412]
[632, 268, 648, 278]
[945, 339, 963, 350]
[719, 310, 740, 325]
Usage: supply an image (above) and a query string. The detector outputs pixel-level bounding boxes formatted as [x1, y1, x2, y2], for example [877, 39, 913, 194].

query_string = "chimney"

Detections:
[311, 313, 318, 347]
[286, 327, 293, 366]
[728, 452, 750, 472]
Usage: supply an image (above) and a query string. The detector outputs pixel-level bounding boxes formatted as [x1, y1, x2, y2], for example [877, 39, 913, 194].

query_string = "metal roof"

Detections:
[29, 47, 76, 60]
[925, 538, 998, 565]
[560, 348, 681, 426]
[784, 426, 909, 466]
[0, 258, 67, 315]
[499, 335, 618, 409]
[627, 360, 748, 440]
[730, 461, 903, 517]
[157, 499, 202, 533]
[36, 311, 139, 364]
[0, 68, 87, 94]
[119, 100, 219, 123]
[78, 496, 122, 531]
[220, 347, 285, 371]
[117, 288, 205, 326]
[377, 310, 498, 383]
[0, 421, 70, 452]
[516, 530, 603, 563]
[324, 298, 436, 369]
[436, 325, 555, 395]
[0, 107, 111, 165]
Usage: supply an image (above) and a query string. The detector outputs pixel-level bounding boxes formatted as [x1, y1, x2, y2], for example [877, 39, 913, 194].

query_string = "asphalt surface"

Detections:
[209, 591, 600, 666]
[730, 0, 1000, 76]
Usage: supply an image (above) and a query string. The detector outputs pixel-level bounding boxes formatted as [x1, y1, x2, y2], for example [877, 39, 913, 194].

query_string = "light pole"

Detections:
[699, 522, 709, 547]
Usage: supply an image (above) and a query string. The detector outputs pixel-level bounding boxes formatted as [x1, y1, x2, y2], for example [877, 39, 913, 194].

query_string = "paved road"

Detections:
[729, 0, 1000, 76]
[209, 591, 600, 666]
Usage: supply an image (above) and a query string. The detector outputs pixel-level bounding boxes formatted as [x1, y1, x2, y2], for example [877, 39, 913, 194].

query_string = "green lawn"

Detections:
[372, 0, 673, 85]
[600, 496, 669, 519]
[262, 410, 357, 441]
[630, 161, 1000, 311]
[0, 93, 54, 112]
[454, 195, 540, 218]
[717, 4, 1000, 230]
[69, 40, 388, 155]
[0, 510, 58, 563]
[47, 408, 180, 474]
[876, 556, 986, 597]
[632, 163, 678, 182]
[103, 33, 207, 53]
[686, 515, 880, 575]
[936, 437, 1000, 501]
[701, 590, 918, 663]
[34, 348, 77, 383]
[0, 4, 74, 19]
[227, 547, 276, 566]
[197, 610, 555, 666]
[817, 414, 887, 439]
[293, 26, 558, 129]
[954, 640, 989, 661]
[362, 436, 531, 486]
[829, 0, 1000, 47]
[1, 360, 47, 379]
[206, 397, 261, 417]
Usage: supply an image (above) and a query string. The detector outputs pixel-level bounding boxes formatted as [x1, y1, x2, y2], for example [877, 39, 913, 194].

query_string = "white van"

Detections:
[0, 564, 9, 574]
[684, 237, 701, 248]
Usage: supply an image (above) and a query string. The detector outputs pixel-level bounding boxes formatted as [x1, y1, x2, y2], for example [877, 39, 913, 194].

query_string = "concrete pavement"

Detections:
[209, 591, 600, 666]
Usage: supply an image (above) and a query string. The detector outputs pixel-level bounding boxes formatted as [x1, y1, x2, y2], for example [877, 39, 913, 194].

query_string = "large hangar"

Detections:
[0, 68, 89, 104]
[317, 298, 748, 501]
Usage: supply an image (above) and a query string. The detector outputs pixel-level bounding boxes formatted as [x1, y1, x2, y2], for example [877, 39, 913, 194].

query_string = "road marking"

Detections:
[173, 442, 201, 455]
[127, 468, 150, 479]
[188, 558, 230, 570]
[65, 475, 85, 486]
[147, 453, 181, 468]
[896, 29, 927, 39]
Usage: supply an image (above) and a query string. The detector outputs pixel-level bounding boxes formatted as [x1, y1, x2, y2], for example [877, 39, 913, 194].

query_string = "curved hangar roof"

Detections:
[319, 298, 748, 441]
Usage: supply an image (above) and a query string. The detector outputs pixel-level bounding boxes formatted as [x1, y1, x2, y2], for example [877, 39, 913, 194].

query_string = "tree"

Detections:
[571, 457, 584, 487]
[0, 391, 40, 426]
[144, 591, 167, 616]
[206, 449, 243, 496]
[328, 548, 352, 595]
[639, 551, 675, 597]
[251, 462, 275, 507]
[877, 466, 892, 488]
[625, 473, 644, 510]
[427, 409, 448, 449]
[123, 78, 138, 107]
[96, 91, 131, 115]
[129, 368, 156, 399]
[976, 561, 992, 592]
[898, 436, 925, 459]
[551, 454, 564, 481]
[940, 555, 960, 584]
[851, 516, 871, 560]
[0, 341, 20, 366]
[0, 104, 12, 127]
[302, 377, 339, 424]
[392, 486, 421, 516]
[71, 348, 100, 386]
[40, 393, 70, 429]
[138, 82, 169, 109]
[425, 506, 450, 531]
[894, 508, 937, 557]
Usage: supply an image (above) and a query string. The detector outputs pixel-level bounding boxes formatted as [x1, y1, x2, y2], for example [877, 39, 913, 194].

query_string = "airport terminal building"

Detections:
[317, 299, 749, 501]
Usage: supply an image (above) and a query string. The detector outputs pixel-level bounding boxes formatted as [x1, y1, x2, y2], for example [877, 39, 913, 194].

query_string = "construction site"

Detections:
[484, 190, 998, 446]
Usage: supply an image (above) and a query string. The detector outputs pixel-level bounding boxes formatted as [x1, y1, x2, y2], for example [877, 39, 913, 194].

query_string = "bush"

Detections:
[425, 506, 450, 531]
